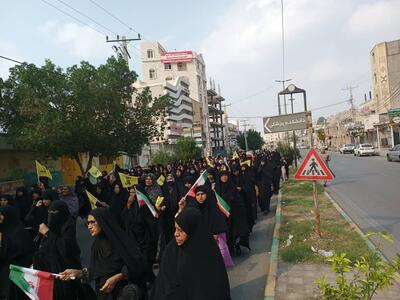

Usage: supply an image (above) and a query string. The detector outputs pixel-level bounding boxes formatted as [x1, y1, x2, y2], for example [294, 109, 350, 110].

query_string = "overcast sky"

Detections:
[1, 0, 399, 132]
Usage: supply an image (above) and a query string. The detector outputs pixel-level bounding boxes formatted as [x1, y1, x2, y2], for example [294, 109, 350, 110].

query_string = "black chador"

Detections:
[257, 157, 273, 213]
[151, 208, 231, 300]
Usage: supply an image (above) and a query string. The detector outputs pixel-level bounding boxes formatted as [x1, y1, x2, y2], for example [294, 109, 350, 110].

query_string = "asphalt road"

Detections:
[324, 151, 400, 259]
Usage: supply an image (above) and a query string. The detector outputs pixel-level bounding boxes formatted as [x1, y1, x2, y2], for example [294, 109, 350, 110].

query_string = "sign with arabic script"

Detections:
[263, 111, 312, 134]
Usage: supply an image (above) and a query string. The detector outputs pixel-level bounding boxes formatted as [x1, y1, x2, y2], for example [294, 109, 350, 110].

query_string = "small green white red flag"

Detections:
[214, 191, 231, 218]
[136, 189, 159, 218]
[9, 265, 54, 300]
[186, 170, 208, 198]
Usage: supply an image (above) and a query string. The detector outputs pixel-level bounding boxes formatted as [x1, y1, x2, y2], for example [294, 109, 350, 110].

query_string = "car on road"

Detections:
[339, 144, 355, 154]
[386, 144, 400, 161]
[354, 144, 375, 156]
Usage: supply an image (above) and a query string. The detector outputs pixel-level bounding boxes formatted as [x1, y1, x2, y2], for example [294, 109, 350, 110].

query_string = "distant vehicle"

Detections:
[354, 144, 375, 156]
[339, 144, 355, 154]
[386, 144, 400, 161]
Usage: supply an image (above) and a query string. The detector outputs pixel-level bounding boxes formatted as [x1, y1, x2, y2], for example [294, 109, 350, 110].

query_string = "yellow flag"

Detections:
[155, 196, 164, 208]
[88, 166, 102, 178]
[86, 190, 99, 210]
[157, 175, 165, 186]
[119, 172, 138, 188]
[232, 151, 239, 160]
[241, 160, 251, 167]
[35, 161, 53, 179]
[206, 157, 214, 167]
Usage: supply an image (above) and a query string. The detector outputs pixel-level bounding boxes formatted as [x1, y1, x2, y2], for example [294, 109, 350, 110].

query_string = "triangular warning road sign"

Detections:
[294, 148, 334, 181]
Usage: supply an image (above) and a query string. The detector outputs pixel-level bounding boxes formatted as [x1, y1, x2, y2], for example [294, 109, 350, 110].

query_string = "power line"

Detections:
[39, 0, 107, 36]
[0, 55, 23, 65]
[55, 0, 118, 35]
[88, 0, 145, 38]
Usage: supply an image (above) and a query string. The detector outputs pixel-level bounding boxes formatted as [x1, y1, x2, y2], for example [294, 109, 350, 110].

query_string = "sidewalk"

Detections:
[228, 196, 276, 300]
[276, 262, 400, 300]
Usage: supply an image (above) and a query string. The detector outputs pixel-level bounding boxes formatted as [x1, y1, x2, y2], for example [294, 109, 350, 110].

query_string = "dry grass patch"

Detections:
[279, 179, 371, 264]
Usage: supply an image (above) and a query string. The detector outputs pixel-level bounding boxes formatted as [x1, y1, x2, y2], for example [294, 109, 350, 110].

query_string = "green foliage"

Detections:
[0, 57, 171, 174]
[317, 129, 326, 142]
[236, 129, 264, 151]
[276, 142, 300, 165]
[316, 232, 400, 300]
[281, 244, 313, 263]
[174, 137, 202, 161]
[151, 149, 174, 166]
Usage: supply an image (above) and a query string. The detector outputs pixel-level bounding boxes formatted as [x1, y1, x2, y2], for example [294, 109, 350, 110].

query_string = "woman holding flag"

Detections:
[60, 207, 147, 300]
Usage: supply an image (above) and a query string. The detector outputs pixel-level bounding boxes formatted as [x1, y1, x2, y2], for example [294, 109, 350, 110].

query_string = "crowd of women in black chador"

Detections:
[0, 149, 284, 300]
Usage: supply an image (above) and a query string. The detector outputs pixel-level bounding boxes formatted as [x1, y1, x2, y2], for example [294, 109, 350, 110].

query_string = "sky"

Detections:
[1, 0, 400, 132]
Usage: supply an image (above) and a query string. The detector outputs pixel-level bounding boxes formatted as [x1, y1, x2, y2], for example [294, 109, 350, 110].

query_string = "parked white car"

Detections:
[354, 144, 375, 156]
[386, 144, 400, 161]
[339, 144, 355, 154]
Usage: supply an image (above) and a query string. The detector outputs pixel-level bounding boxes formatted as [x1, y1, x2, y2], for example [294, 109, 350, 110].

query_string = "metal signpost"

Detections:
[294, 148, 335, 237]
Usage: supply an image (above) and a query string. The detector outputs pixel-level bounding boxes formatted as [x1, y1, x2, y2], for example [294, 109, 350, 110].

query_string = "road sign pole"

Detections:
[312, 180, 322, 238]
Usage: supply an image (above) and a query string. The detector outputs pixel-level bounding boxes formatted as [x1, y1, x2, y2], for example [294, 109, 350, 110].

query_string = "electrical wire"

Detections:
[0, 55, 23, 65]
[39, 0, 107, 36]
[55, 0, 118, 35]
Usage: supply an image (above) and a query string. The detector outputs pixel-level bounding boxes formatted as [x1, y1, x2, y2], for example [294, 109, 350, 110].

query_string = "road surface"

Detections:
[326, 151, 400, 259]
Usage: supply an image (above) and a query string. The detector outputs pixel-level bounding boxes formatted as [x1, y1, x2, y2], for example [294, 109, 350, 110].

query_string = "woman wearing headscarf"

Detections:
[60, 208, 147, 300]
[215, 171, 249, 256]
[141, 174, 162, 267]
[241, 163, 258, 230]
[257, 157, 274, 213]
[0, 194, 11, 206]
[231, 166, 252, 250]
[186, 185, 227, 237]
[25, 190, 53, 228]
[12, 187, 32, 222]
[109, 183, 128, 225]
[0, 205, 35, 300]
[121, 187, 158, 284]
[33, 200, 82, 300]
[59, 185, 79, 220]
[161, 174, 182, 246]
[151, 207, 231, 300]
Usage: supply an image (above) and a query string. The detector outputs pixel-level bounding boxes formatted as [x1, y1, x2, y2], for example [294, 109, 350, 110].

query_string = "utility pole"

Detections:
[289, 94, 298, 167]
[106, 34, 141, 64]
[342, 85, 358, 144]
[240, 120, 249, 152]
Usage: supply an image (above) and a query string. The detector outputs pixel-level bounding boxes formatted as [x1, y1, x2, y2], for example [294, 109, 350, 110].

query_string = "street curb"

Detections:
[264, 191, 281, 300]
[324, 190, 386, 260]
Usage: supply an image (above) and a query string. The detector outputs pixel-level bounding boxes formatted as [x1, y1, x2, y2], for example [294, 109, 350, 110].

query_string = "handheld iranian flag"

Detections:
[9, 265, 54, 300]
[186, 170, 209, 198]
[214, 191, 231, 218]
[135, 188, 159, 218]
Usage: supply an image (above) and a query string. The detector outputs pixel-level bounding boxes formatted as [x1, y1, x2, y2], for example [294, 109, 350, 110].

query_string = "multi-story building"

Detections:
[140, 41, 211, 154]
[371, 39, 400, 113]
[207, 85, 226, 156]
[134, 76, 194, 151]
[370, 39, 400, 146]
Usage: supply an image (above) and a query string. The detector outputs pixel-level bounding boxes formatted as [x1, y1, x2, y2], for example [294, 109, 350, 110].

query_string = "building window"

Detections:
[149, 69, 156, 79]
[177, 62, 187, 71]
[374, 73, 377, 84]
[147, 49, 154, 59]
[164, 63, 172, 70]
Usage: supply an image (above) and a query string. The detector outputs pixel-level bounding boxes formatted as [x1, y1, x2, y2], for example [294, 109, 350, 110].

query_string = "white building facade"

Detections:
[140, 41, 211, 154]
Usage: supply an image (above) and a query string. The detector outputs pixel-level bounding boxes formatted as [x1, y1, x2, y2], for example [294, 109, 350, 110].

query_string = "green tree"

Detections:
[0, 57, 171, 174]
[276, 142, 300, 165]
[151, 149, 174, 165]
[174, 137, 202, 161]
[236, 129, 264, 151]
[317, 129, 326, 143]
